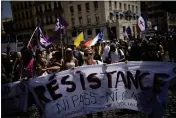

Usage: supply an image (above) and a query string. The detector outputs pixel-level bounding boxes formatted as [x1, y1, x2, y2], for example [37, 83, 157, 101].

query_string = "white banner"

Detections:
[1, 81, 28, 116]
[28, 62, 176, 118]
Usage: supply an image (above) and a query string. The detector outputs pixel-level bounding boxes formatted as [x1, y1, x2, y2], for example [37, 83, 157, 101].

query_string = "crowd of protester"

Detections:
[1, 34, 176, 117]
[2, 34, 176, 84]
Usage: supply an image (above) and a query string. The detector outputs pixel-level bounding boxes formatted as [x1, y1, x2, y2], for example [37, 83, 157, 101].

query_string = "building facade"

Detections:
[11, 1, 141, 45]
[141, 1, 176, 32]
[10, 1, 62, 44]
[63, 1, 141, 44]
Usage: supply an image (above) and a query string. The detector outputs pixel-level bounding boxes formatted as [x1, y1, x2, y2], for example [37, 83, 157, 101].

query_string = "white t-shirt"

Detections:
[102, 45, 110, 61]
[109, 49, 124, 62]
[82, 60, 103, 66]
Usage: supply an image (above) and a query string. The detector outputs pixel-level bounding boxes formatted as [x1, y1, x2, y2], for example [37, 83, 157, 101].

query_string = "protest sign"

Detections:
[28, 61, 176, 118]
[1, 81, 28, 116]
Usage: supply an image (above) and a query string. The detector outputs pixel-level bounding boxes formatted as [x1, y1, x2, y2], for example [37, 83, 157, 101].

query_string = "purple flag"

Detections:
[126, 26, 132, 35]
[39, 27, 52, 49]
[54, 14, 68, 32]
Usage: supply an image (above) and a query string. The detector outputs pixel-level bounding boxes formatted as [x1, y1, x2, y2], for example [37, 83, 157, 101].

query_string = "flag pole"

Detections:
[27, 27, 38, 48]
[61, 30, 64, 59]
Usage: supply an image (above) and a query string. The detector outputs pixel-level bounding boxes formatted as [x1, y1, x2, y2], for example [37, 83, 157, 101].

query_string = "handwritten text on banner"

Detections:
[28, 61, 176, 118]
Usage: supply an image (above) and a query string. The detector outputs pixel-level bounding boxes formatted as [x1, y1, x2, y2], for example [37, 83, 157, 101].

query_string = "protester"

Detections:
[83, 47, 103, 118]
[83, 47, 103, 65]
[73, 46, 84, 66]
[2, 32, 176, 118]
[105, 43, 126, 64]
[63, 48, 78, 70]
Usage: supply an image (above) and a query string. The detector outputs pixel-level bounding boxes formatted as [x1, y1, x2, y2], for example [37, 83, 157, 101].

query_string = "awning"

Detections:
[119, 12, 124, 16]
[110, 12, 116, 16]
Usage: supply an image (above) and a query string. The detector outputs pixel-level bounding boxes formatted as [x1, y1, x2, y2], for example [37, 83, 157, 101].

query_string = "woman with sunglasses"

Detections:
[83, 47, 103, 118]
[83, 48, 103, 66]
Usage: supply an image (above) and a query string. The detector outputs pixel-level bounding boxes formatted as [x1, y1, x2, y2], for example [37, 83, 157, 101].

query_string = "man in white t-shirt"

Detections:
[106, 43, 126, 63]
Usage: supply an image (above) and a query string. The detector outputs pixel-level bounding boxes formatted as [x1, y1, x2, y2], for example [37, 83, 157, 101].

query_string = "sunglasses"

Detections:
[84, 53, 93, 57]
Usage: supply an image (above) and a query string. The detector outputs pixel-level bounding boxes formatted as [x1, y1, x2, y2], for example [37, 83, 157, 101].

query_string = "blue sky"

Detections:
[2, 1, 12, 19]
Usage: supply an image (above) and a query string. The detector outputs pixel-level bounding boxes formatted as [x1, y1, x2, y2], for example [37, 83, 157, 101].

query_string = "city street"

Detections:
[2, 1, 176, 118]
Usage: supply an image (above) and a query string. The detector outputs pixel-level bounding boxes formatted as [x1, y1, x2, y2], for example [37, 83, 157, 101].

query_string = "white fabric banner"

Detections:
[28, 61, 176, 118]
[1, 81, 28, 116]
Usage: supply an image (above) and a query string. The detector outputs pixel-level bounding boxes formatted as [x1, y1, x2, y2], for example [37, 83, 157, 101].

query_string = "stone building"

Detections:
[11, 1, 141, 44]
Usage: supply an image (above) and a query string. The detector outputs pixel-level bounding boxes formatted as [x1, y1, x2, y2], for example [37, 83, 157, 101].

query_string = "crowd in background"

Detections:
[1, 33, 176, 117]
[2, 34, 176, 84]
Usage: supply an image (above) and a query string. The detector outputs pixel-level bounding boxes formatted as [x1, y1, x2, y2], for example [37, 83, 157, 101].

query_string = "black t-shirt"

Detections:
[141, 51, 160, 61]
[94, 54, 102, 62]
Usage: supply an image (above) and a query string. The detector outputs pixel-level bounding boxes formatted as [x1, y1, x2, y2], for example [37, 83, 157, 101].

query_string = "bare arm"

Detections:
[46, 66, 60, 71]
[74, 58, 78, 67]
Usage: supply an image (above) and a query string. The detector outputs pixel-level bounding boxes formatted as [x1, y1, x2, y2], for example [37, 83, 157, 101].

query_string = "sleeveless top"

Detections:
[65, 61, 75, 69]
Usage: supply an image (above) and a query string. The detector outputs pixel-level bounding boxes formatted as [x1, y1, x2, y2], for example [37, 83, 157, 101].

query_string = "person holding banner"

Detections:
[83, 47, 103, 118]
[20, 47, 34, 79]
[64, 48, 78, 70]
[83, 48, 103, 66]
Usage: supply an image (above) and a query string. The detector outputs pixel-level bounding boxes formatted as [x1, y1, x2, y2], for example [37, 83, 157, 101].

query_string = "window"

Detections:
[40, 6, 42, 12]
[54, 2, 57, 8]
[17, 4, 19, 10]
[19, 24, 22, 29]
[20, 3, 23, 9]
[71, 18, 75, 26]
[29, 2, 32, 7]
[119, 3, 122, 9]
[48, 3, 51, 10]
[18, 14, 20, 20]
[95, 15, 99, 22]
[72, 31, 77, 37]
[31, 20, 35, 28]
[116, 15, 119, 20]
[79, 17, 83, 25]
[96, 29, 100, 35]
[136, 6, 138, 13]
[22, 12, 25, 19]
[115, 1, 117, 9]
[123, 26, 126, 32]
[35, 7, 38, 13]
[27, 22, 29, 28]
[132, 5, 134, 12]
[87, 16, 91, 24]
[94, 1, 98, 10]
[14, 14, 16, 21]
[30, 11, 32, 18]
[55, 13, 57, 20]
[26, 11, 29, 19]
[28, 22, 31, 28]
[110, 13, 113, 20]
[77, 4, 81, 11]
[25, 2, 27, 8]
[45, 4, 47, 11]
[70, 6, 74, 14]
[50, 16, 53, 24]
[46, 17, 49, 25]
[109, 1, 112, 8]
[128, 4, 130, 10]
[13, 6, 16, 12]
[87, 29, 92, 35]
[133, 26, 135, 36]
[85, 3, 89, 11]
[124, 4, 126, 10]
